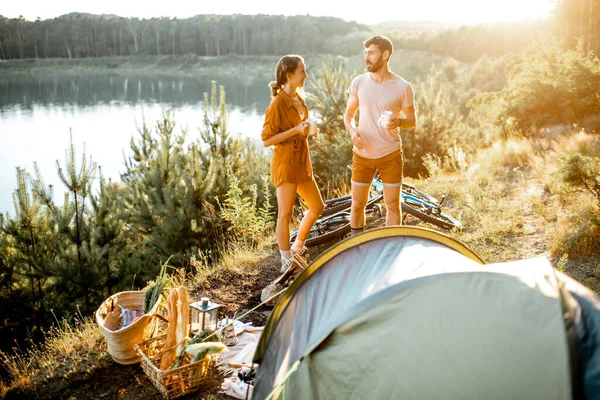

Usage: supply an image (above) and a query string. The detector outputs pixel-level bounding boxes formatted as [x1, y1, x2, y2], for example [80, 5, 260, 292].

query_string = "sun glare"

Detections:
[3, 0, 555, 25]
[453, 0, 554, 23]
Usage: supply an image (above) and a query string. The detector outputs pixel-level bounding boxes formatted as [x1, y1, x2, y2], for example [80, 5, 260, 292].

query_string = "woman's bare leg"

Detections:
[294, 179, 325, 245]
[276, 183, 298, 253]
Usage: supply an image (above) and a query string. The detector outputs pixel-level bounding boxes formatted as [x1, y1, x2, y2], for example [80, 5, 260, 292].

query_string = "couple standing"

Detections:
[261, 35, 417, 271]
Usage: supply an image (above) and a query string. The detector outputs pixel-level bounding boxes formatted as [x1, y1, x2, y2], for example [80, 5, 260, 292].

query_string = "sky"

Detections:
[4, 0, 556, 25]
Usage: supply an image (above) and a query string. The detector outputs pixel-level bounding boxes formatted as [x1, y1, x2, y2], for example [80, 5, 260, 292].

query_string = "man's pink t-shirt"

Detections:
[347, 73, 414, 159]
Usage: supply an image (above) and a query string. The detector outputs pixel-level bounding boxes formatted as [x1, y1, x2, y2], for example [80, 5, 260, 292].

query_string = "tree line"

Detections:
[0, 13, 368, 59]
[2, 4, 598, 67]
[555, 0, 600, 56]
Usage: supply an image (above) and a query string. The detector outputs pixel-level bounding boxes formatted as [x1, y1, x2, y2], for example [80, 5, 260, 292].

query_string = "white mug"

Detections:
[307, 117, 318, 137]
[378, 111, 393, 127]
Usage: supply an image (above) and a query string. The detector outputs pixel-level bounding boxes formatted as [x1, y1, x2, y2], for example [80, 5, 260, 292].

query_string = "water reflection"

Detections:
[0, 71, 272, 216]
[0, 72, 271, 112]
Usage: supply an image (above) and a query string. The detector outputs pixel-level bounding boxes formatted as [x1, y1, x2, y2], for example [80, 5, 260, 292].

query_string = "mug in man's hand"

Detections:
[378, 111, 393, 127]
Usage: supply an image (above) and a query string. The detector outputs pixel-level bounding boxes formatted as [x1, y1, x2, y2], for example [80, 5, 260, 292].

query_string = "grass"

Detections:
[0, 311, 107, 397]
[413, 134, 596, 266]
[190, 240, 273, 284]
[552, 192, 600, 257]
[0, 238, 279, 399]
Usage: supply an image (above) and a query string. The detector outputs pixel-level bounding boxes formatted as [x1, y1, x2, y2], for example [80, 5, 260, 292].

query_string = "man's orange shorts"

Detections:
[351, 149, 404, 187]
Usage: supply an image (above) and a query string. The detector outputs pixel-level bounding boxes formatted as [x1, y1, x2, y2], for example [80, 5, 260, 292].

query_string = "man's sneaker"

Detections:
[291, 246, 309, 268]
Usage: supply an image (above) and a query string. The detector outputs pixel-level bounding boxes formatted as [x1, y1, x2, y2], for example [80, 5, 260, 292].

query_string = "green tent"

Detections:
[253, 227, 600, 400]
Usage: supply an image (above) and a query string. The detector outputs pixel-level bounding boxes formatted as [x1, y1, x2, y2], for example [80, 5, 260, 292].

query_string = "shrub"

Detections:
[217, 163, 274, 246]
[551, 131, 600, 258]
[472, 39, 600, 135]
[403, 65, 465, 176]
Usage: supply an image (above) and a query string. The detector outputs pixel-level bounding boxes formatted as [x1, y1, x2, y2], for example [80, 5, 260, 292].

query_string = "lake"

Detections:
[0, 71, 272, 216]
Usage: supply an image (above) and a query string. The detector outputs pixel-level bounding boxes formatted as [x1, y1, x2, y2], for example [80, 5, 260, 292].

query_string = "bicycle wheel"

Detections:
[321, 198, 352, 217]
[402, 185, 441, 205]
[325, 194, 351, 205]
[290, 212, 351, 247]
[401, 202, 461, 230]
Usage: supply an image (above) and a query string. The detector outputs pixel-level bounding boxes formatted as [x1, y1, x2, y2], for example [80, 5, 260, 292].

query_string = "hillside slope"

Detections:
[3, 135, 599, 399]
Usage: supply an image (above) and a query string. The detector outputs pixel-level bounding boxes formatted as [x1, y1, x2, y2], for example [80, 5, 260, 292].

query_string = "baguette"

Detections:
[160, 288, 179, 370]
[175, 287, 187, 356]
[177, 286, 189, 346]
[175, 287, 189, 392]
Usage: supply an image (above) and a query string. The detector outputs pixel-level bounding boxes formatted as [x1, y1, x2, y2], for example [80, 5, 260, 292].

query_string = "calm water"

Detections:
[0, 72, 272, 216]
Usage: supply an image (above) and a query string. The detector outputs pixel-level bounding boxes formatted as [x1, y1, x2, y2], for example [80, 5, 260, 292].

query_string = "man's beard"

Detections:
[366, 59, 384, 73]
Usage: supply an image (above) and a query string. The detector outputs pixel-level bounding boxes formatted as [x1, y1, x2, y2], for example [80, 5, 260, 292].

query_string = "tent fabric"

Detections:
[259, 227, 485, 348]
[559, 272, 600, 399]
[287, 270, 571, 399]
[254, 228, 484, 395]
[252, 227, 587, 400]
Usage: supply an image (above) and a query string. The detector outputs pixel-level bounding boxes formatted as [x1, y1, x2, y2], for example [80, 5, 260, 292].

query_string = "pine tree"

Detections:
[307, 57, 354, 185]
[29, 133, 100, 312]
[9, 167, 43, 298]
[121, 82, 268, 269]
[122, 111, 196, 270]
[0, 166, 60, 348]
[89, 167, 125, 296]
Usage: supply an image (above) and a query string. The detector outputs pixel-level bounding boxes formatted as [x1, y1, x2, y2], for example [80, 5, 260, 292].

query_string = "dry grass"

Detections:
[548, 131, 600, 259]
[552, 192, 600, 257]
[190, 240, 273, 284]
[561, 129, 600, 155]
[320, 174, 352, 201]
[415, 137, 556, 263]
[418, 133, 600, 268]
[0, 312, 106, 396]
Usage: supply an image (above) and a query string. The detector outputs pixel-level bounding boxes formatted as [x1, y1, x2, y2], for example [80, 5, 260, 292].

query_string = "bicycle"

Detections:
[289, 176, 460, 248]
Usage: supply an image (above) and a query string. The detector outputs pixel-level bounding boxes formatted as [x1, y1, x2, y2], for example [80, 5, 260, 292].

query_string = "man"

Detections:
[344, 35, 416, 234]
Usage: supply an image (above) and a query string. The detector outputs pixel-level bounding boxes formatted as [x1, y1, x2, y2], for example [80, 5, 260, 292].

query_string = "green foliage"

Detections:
[120, 111, 199, 269]
[143, 257, 171, 314]
[120, 81, 269, 270]
[403, 66, 465, 176]
[0, 135, 108, 352]
[89, 168, 125, 296]
[0, 82, 270, 353]
[553, 133, 600, 258]
[560, 153, 600, 199]
[29, 134, 102, 312]
[472, 39, 600, 134]
[217, 163, 274, 245]
[307, 56, 354, 185]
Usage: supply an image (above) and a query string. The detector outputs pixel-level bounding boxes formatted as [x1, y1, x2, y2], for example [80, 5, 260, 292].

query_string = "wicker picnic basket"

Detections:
[95, 290, 167, 365]
[135, 334, 213, 399]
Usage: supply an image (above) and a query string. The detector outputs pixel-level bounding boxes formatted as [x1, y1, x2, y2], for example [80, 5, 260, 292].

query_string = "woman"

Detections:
[262, 55, 325, 272]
